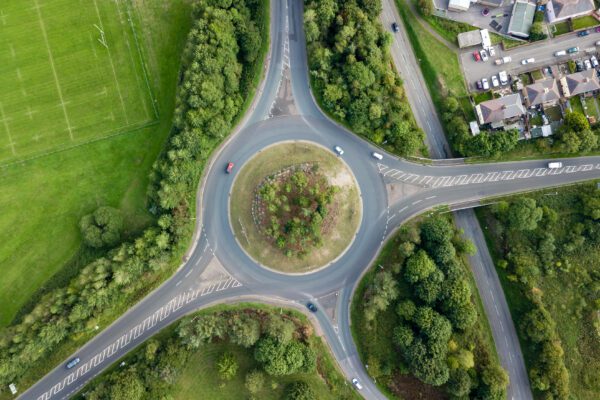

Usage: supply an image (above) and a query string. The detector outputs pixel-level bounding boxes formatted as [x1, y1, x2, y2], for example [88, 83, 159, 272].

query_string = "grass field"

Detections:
[572, 15, 599, 31]
[0, 0, 193, 327]
[0, 0, 156, 164]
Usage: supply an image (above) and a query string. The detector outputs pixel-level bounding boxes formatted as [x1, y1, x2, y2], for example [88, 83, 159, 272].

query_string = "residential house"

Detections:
[546, 0, 595, 23]
[507, 0, 537, 38]
[525, 79, 562, 107]
[475, 93, 526, 128]
[559, 69, 600, 97]
[448, 0, 472, 12]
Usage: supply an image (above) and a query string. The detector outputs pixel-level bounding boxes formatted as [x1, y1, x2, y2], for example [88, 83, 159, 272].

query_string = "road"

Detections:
[381, 1, 534, 399]
[19, 1, 600, 400]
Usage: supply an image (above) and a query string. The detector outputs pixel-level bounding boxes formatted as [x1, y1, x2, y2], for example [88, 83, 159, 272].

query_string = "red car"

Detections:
[473, 51, 481, 62]
[225, 162, 234, 174]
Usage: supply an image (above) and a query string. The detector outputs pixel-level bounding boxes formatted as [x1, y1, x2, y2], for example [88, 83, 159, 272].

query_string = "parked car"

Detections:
[577, 30, 589, 37]
[521, 57, 535, 65]
[334, 145, 344, 155]
[548, 162, 563, 169]
[592, 55, 599, 67]
[494, 56, 512, 65]
[498, 70, 508, 85]
[481, 78, 490, 90]
[482, 8, 490, 16]
[585, 59, 592, 69]
[306, 302, 318, 312]
[225, 162, 234, 174]
[352, 378, 363, 390]
[488, 46, 496, 56]
[476, 80, 483, 90]
[596, 41, 600, 46]
[372, 152, 383, 160]
[66, 357, 80, 369]
[391, 22, 399, 33]
[480, 49, 489, 62]
[491, 75, 500, 87]
[595, 26, 600, 33]
[576, 59, 584, 71]
[473, 51, 481, 61]
[567, 46, 579, 54]
[554, 50, 567, 57]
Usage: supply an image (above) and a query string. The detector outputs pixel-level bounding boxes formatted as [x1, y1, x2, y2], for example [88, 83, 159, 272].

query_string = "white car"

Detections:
[481, 78, 490, 90]
[585, 59, 593, 70]
[591, 55, 599, 67]
[480, 49, 489, 62]
[372, 152, 383, 160]
[498, 70, 508, 85]
[352, 378, 363, 390]
[548, 162, 563, 169]
[521, 57, 535, 65]
[334, 145, 344, 155]
[488, 46, 496, 56]
[491, 75, 500, 88]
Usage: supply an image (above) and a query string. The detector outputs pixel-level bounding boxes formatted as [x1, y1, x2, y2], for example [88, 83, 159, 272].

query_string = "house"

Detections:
[507, 0, 537, 38]
[479, 0, 504, 7]
[448, 0, 472, 12]
[525, 79, 562, 107]
[457, 29, 492, 48]
[475, 93, 526, 128]
[559, 69, 600, 97]
[546, 0, 595, 23]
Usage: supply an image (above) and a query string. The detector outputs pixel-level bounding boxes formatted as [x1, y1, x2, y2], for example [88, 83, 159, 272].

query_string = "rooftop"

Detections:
[560, 69, 600, 97]
[525, 79, 561, 106]
[507, 0, 537, 38]
[546, 0, 595, 23]
[476, 93, 526, 124]
[458, 30, 483, 48]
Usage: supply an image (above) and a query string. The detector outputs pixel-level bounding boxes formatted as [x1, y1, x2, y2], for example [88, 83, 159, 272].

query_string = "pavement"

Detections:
[18, 1, 600, 400]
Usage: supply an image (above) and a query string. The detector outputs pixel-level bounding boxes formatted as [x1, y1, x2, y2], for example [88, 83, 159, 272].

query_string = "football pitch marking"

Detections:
[32, 0, 74, 141]
[0, 103, 16, 155]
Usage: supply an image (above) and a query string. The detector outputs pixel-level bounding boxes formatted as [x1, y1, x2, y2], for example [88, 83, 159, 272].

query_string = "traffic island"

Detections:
[230, 142, 362, 273]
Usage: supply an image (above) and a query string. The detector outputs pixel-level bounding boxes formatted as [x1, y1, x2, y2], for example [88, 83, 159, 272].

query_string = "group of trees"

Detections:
[487, 188, 600, 398]
[360, 216, 508, 399]
[304, 0, 426, 156]
[556, 111, 599, 154]
[257, 168, 338, 257]
[0, 0, 267, 388]
[529, 11, 547, 42]
[81, 307, 318, 399]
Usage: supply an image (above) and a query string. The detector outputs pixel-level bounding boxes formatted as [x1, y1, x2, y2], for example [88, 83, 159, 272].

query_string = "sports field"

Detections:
[0, 0, 156, 163]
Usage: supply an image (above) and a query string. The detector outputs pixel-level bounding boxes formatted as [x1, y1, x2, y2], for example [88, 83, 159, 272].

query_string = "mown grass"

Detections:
[475, 183, 600, 400]
[572, 15, 598, 31]
[553, 21, 571, 36]
[230, 142, 361, 272]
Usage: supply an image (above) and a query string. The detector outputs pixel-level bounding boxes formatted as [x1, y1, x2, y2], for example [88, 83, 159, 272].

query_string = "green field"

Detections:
[0, 0, 192, 327]
[0, 0, 156, 163]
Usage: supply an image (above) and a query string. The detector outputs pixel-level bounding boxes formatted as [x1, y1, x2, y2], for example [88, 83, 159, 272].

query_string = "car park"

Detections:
[473, 51, 481, 61]
[352, 378, 363, 390]
[567, 47, 579, 54]
[225, 162, 234, 173]
[480, 49, 489, 62]
[481, 78, 490, 90]
[476, 80, 483, 90]
[592, 55, 599, 67]
[66, 357, 80, 369]
[334, 145, 344, 155]
[554, 50, 566, 57]
[498, 70, 508, 85]
[585, 59, 592, 70]
[491, 75, 500, 87]
[306, 302, 318, 312]
[577, 30, 589, 37]
[521, 58, 535, 65]
[372, 152, 383, 160]
[391, 22, 399, 33]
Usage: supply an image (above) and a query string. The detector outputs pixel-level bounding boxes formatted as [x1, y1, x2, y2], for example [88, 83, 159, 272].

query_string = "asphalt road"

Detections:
[19, 1, 600, 400]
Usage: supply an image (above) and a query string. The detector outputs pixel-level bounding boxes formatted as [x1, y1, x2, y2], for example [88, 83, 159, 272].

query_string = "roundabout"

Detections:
[229, 141, 362, 273]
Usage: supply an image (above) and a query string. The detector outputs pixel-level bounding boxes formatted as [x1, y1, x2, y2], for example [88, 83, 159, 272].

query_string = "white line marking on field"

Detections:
[25, 106, 38, 120]
[0, 11, 7, 26]
[0, 103, 16, 155]
[9, 43, 15, 58]
[33, 0, 74, 140]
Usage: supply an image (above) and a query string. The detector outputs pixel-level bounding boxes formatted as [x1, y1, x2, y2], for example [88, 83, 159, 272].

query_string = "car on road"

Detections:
[521, 57, 535, 65]
[554, 50, 566, 57]
[567, 46, 579, 54]
[577, 30, 589, 37]
[592, 55, 599, 67]
[372, 152, 383, 160]
[391, 22, 399, 33]
[473, 51, 481, 61]
[498, 70, 508, 85]
[225, 162, 234, 174]
[491, 75, 500, 87]
[548, 161, 563, 169]
[334, 145, 344, 156]
[306, 302, 317, 312]
[66, 357, 80, 369]
[480, 49, 489, 62]
[476, 80, 483, 90]
[481, 78, 490, 90]
[585, 59, 592, 70]
[352, 378, 363, 390]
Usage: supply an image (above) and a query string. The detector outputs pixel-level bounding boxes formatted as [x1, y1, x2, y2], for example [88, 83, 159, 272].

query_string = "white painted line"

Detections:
[412, 199, 422, 205]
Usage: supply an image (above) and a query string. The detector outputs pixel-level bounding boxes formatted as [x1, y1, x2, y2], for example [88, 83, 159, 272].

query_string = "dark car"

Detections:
[596, 26, 600, 33]
[476, 80, 483, 90]
[66, 357, 80, 369]
[481, 8, 489, 16]
[307, 302, 318, 313]
[391, 22, 399, 33]
[577, 30, 589, 37]
[576, 59, 584, 71]
[225, 162, 234, 174]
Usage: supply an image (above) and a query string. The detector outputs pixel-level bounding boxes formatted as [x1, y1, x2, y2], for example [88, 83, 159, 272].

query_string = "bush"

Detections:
[79, 206, 123, 248]
[285, 380, 316, 400]
[245, 370, 265, 394]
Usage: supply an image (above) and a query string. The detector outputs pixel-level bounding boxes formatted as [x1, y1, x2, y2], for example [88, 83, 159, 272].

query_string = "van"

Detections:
[372, 152, 383, 160]
[554, 50, 566, 57]
[548, 162, 563, 169]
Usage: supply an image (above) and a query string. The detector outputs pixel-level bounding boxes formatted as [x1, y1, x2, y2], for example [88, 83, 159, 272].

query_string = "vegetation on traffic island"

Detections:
[0, 0, 268, 394]
[477, 184, 600, 400]
[231, 143, 361, 272]
[352, 214, 508, 400]
[75, 304, 359, 400]
[303, 0, 427, 157]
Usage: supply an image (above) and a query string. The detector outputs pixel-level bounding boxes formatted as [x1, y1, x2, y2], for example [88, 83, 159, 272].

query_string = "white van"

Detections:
[548, 162, 563, 169]
[372, 152, 383, 160]
[554, 50, 566, 57]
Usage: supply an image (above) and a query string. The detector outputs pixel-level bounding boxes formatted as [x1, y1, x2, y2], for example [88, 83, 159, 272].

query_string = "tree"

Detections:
[582, 190, 600, 220]
[364, 271, 399, 321]
[529, 22, 547, 41]
[217, 352, 239, 381]
[79, 206, 123, 248]
[417, 0, 433, 16]
[254, 337, 313, 376]
[520, 306, 555, 343]
[505, 197, 543, 231]
[228, 314, 260, 347]
[285, 381, 315, 400]
[481, 364, 509, 393]
[447, 368, 472, 397]
[245, 370, 265, 394]
[563, 111, 589, 132]
[404, 250, 437, 284]
[264, 315, 296, 343]
[393, 324, 414, 349]
[109, 371, 145, 400]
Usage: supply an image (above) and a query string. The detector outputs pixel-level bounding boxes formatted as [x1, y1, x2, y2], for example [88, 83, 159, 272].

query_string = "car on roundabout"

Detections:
[225, 161, 234, 174]
[306, 302, 318, 313]
[334, 145, 344, 156]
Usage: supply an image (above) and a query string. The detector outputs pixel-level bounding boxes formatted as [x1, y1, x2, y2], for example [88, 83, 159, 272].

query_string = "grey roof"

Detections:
[547, 0, 595, 22]
[525, 79, 561, 106]
[560, 69, 600, 97]
[479, 0, 504, 6]
[476, 93, 525, 124]
[457, 30, 482, 48]
[507, 0, 536, 38]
